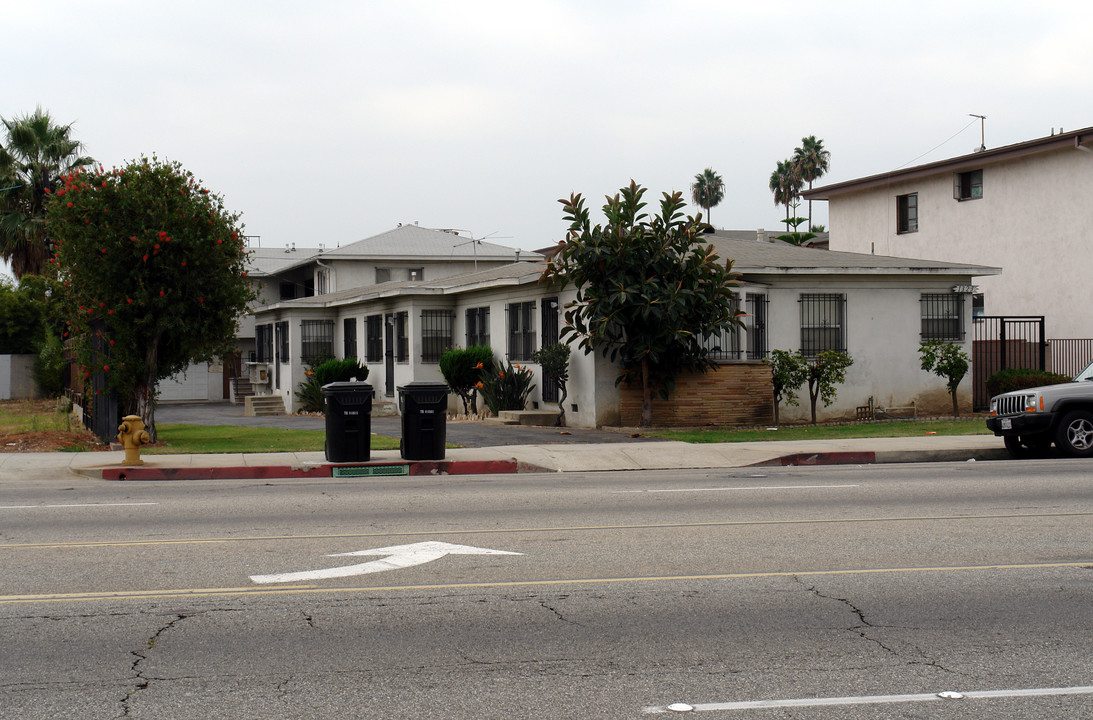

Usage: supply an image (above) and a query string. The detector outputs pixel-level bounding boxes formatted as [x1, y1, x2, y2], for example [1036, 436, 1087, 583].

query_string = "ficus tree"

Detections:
[919, 340, 970, 417]
[767, 349, 809, 425]
[542, 180, 744, 426]
[532, 342, 571, 426]
[47, 156, 256, 441]
[804, 349, 854, 424]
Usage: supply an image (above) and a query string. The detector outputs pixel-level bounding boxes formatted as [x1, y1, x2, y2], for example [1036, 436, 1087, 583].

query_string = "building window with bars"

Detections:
[395, 312, 409, 362]
[466, 307, 490, 348]
[746, 293, 769, 359]
[799, 294, 846, 356]
[255, 324, 273, 362]
[921, 293, 965, 341]
[343, 318, 357, 359]
[365, 315, 383, 362]
[702, 294, 742, 361]
[421, 310, 453, 363]
[507, 301, 536, 361]
[300, 319, 334, 364]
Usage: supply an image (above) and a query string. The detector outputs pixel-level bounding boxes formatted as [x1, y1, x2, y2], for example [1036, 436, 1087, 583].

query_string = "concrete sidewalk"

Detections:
[0, 434, 1008, 482]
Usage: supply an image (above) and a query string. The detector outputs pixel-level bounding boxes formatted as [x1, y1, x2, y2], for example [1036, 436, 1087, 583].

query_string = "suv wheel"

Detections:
[1054, 410, 1093, 458]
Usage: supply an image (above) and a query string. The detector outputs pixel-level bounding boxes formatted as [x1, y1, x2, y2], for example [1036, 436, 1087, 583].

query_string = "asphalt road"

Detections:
[2, 459, 1091, 718]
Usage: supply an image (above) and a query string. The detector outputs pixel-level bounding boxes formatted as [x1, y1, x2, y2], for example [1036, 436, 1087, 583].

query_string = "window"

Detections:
[746, 293, 769, 360]
[276, 321, 289, 362]
[395, 312, 408, 362]
[420, 310, 453, 363]
[507, 301, 536, 361]
[255, 324, 273, 362]
[343, 318, 357, 359]
[702, 294, 741, 361]
[300, 319, 334, 364]
[541, 298, 560, 402]
[376, 267, 424, 283]
[279, 282, 296, 301]
[972, 293, 985, 318]
[365, 315, 383, 362]
[954, 169, 983, 201]
[316, 268, 332, 295]
[896, 193, 918, 233]
[800, 294, 846, 356]
[921, 293, 965, 341]
[466, 307, 490, 348]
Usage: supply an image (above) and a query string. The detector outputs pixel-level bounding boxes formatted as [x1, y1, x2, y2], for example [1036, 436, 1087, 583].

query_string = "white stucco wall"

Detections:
[828, 147, 1093, 339]
[758, 276, 975, 422]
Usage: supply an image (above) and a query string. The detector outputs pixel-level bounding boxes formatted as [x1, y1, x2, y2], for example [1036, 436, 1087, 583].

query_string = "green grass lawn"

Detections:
[145, 423, 401, 455]
[647, 417, 991, 444]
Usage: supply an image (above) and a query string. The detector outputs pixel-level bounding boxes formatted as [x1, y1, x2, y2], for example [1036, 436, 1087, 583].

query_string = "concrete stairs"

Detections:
[244, 395, 287, 417]
[232, 376, 255, 405]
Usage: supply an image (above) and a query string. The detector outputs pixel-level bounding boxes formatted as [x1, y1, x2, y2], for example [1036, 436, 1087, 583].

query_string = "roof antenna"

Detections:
[970, 113, 986, 152]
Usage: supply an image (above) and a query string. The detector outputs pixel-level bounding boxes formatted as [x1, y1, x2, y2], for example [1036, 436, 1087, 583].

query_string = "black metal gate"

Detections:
[972, 315, 1046, 411]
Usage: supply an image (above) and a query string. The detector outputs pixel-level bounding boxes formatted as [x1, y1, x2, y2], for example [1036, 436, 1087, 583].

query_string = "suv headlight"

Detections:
[1024, 393, 1041, 412]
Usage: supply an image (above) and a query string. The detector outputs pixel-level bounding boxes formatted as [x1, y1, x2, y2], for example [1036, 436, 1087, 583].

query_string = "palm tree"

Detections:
[792, 135, 831, 231]
[0, 107, 94, 279]
[768, 158, 802, 232]
[690, 167, 725, 227]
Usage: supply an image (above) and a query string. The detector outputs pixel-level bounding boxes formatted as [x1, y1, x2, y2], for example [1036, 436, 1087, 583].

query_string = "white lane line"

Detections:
[644, 685, 1093, 713]
[614, 484, 858, 494]
[0, 502, 158, 510]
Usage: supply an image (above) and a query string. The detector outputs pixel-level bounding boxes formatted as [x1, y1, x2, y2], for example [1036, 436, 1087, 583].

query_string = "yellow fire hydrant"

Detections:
[117, 415, 151, 466]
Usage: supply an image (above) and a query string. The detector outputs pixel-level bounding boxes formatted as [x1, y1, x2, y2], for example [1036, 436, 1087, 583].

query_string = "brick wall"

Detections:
[620, 362, 774, 426]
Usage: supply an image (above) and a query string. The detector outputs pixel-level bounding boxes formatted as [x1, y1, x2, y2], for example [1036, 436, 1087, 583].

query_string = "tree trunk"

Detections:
[640, 358, 653, 427]
[556, 381, 568, 427]
[134, 333, 162, 442]
[470, 388, 478, 416]
[808, 381, 819, 424]
[951, 390, 960, 418]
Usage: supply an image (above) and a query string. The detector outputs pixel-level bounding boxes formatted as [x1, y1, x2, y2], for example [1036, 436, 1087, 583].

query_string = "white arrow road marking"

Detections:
[249, 541, 523, 584]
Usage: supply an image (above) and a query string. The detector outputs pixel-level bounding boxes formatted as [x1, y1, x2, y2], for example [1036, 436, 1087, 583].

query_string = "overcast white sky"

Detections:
[5, 0, 1093, 270]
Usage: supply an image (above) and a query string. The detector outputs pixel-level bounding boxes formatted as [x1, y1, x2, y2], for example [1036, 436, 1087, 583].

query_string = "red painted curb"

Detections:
[750, 451, 877, 467]
[102, 459, 519, 481]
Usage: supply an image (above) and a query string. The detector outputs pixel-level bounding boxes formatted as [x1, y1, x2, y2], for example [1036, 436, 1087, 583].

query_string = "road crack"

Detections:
[795, 577, 963, 676]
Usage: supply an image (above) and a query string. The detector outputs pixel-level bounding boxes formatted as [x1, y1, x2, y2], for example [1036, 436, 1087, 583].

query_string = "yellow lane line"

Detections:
[3, 512, 1090, 550]
[2, 562, 1089, 605]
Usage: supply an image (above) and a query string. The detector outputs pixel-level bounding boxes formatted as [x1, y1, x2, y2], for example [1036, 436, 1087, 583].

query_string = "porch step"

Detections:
[232, 376, 255, 405]
[244, 395, 287, 417]
[491, 410, 560, 427]
[372, 401, 399, 417]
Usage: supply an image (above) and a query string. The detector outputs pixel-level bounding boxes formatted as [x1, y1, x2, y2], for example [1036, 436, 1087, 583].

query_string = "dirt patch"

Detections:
[0, 429, 108, 453]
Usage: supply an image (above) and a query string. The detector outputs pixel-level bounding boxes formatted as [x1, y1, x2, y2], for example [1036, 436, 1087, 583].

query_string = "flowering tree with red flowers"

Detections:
[46, 156, 255, 440]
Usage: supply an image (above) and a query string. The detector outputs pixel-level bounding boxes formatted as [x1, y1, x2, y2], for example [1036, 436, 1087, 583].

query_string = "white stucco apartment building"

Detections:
[803, 126, 1093, 341]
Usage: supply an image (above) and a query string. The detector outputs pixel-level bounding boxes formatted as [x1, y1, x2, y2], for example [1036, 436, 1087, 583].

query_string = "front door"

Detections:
[384, 314, 395, 397]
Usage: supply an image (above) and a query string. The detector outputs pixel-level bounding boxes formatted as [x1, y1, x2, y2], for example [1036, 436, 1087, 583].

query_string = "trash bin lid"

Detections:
[396, 382, 449, 394]
[321, 381, 375, 395]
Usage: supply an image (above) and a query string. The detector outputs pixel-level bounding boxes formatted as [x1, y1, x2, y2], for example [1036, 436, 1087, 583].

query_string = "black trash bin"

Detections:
[322, 382, 374, 463]
[398, 382, 449, 460]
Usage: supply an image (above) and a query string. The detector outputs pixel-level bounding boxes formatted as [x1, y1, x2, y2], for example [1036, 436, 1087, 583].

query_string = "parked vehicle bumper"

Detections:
[986, 413, 1056, 436]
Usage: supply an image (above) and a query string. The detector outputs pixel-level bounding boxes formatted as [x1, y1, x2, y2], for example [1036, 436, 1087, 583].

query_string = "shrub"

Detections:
[478, 360, 535, 414]
[439, 345, 494, 414]
[33, 328, 68, 397]
[986, 367, 1071, 397]
[295, 356, 369, 413]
